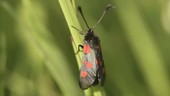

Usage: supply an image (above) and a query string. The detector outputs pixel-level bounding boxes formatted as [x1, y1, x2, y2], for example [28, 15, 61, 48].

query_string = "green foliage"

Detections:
[0, 0, 170, 96]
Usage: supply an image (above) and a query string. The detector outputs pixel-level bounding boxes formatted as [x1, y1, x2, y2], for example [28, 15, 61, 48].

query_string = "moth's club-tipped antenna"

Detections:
[92, 4, 114, 29]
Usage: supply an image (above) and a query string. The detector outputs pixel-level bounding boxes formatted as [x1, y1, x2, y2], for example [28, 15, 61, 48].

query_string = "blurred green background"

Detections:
[1, 0, 170, 96]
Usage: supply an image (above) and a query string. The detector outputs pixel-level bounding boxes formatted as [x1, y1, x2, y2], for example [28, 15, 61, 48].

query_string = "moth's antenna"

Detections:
[92, 4, 114, 29]
[78, 6, 90, 29]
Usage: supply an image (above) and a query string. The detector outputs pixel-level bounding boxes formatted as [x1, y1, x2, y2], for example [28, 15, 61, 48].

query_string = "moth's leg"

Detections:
[71, 26, 84, 35]
[76, 45, 83, 54]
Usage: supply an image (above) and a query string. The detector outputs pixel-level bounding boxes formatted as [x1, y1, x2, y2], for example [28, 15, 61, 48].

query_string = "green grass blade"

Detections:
[58, 0, 106, 96]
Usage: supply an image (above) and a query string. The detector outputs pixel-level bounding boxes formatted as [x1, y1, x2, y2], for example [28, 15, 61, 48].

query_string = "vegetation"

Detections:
[0, 0, 170, 96]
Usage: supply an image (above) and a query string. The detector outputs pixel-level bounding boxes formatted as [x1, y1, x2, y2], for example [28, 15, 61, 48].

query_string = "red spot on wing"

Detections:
[81, 71, 87, 78]
[99, 45, 102, 52]
[86, 62, 92, 68]
[83, 44, 90, 54]
[83, 59, 87, 65]
[100, 61, 103, 65]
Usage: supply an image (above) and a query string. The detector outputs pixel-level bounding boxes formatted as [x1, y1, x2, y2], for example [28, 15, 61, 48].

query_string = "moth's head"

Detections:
[84, 28, 95, 41]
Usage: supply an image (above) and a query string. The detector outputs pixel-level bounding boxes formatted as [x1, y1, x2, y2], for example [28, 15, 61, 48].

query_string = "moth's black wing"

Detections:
[93, 36, 105, 86]
[95, 44, 105, 85]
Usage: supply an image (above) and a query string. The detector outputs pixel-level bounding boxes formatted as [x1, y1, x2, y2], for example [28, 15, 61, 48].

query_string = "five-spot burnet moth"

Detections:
[73, 4, 113, 90]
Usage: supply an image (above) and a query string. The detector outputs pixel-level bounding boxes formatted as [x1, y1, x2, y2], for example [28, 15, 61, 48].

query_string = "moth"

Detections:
[73, 4, 113, 90]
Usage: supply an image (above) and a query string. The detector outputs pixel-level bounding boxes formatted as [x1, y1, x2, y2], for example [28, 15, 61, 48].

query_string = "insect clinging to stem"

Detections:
[73, 4, 113, 90]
